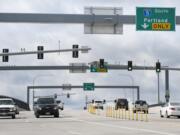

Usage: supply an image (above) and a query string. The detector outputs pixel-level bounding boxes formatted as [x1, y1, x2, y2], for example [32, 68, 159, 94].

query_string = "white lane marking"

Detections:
[68, 118, 177, 135]
[68, 131, 81, 135]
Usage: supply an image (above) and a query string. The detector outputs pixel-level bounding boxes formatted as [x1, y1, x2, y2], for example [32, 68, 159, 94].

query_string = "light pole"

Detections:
[118, 74, 135, 103]
[32, 74, 54, 108]
[157, 73, 160, 103]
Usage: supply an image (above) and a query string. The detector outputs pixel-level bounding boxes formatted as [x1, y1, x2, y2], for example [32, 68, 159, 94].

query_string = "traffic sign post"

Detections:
[136, 7, 175, 31]
[83, 83, 95, 91]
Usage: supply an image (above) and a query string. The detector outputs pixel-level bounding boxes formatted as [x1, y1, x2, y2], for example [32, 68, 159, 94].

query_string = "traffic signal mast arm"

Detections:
[0, 64, 179, 71]
[0, 47, 91, 56]
[0, 13, 180, 25]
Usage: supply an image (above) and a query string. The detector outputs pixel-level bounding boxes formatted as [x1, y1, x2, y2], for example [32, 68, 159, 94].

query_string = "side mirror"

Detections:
[56, 100, 61, 104]
[34, 102, 37, 105]
[114, 100, 117, 103]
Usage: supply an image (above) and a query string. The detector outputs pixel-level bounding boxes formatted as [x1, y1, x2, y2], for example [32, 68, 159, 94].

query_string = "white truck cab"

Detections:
[92, 101, 104, 110]
[0, 98, 16, 119]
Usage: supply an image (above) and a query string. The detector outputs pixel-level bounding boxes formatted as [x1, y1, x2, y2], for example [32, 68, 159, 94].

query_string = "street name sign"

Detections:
[136, 7, 175, 31]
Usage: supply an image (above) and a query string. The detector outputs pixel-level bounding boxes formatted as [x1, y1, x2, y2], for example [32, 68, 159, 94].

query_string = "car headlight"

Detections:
[37, 106, 42, 110]
[10, 107, 16, 111]
[54, 107, 58, 110]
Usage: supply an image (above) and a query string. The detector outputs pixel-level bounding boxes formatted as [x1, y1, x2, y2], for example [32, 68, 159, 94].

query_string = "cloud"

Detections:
[0, 0, 179, 107]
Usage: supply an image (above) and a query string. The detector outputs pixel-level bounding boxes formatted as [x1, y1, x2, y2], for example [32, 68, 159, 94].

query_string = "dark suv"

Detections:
[34, 97, 59, 118]
[114, 98, 129, 110]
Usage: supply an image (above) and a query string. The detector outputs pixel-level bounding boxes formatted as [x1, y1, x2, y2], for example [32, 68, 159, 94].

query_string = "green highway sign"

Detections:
[136, 7, 175, 31]
[90, 65, 108, 73]
[83, 83, 95, 91]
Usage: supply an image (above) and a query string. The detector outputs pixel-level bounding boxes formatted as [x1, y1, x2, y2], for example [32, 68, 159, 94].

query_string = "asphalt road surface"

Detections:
[0, 107, 180, 135]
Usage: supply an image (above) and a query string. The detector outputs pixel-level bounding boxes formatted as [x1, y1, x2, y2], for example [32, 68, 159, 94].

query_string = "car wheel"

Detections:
[54, 114, 59, 118]
[35, 114, 39, 118]
[177, 116, 180, 119]
[115, 105, 118, 110]
[143, 110, 147, 114]
[12, 114, 16, 119]
[54, 112, 59, 118]
[165, 111, 170, 118]
[160, 111, 163, 118]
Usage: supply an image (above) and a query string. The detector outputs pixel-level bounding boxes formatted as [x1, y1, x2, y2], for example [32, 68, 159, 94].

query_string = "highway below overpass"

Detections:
[0, 107, 180, 135]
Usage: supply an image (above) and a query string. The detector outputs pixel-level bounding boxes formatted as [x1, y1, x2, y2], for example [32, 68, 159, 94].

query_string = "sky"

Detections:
[0, 0, 180, 109]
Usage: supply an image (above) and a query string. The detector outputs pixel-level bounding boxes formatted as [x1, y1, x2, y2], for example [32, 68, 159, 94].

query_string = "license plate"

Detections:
[45, 112, 50, 115]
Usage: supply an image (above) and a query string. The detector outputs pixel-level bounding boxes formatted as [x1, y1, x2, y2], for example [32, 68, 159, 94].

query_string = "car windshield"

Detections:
[135, 100, 147, 105]
[0, 100, 14, 105]
[95, 101, 102, 103]
[170, 103, 180, 106]
[37, 98, 54, 104]
[118, 99, 127, 102]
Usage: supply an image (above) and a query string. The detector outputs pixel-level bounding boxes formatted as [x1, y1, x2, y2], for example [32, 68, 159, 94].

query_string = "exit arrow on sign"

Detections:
[141, 23, 149, 29]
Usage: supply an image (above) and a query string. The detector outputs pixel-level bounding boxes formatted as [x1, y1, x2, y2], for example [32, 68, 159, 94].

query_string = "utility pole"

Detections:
[85, 95, 88, 110]
[157, 73, 160, 103]
[165, 70, 170, 103]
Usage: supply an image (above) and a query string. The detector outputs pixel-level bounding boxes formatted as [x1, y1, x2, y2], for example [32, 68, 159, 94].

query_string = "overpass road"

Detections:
[0, 107, 180, 135]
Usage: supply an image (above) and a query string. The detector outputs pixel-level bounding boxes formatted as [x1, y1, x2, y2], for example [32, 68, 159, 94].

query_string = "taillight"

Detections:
[170, 107, 175, 111]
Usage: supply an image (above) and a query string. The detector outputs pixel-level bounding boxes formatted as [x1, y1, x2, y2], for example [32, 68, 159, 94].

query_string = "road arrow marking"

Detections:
[141, 23, 149, 29]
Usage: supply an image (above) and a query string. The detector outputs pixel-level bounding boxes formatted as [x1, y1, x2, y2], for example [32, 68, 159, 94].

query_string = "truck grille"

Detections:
[0, 108, 10, 113]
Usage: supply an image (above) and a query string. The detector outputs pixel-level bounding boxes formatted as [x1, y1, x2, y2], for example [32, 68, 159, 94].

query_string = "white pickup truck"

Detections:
[0, 98, 17, 119]
[92, 101, 104, 110]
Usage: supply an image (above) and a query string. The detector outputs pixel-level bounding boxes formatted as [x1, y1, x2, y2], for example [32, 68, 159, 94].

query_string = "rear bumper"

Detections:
[116, 105, 128, 110]
[133, 107, 148, 111]
[169, 111, 180, 116]
[94, 106, 103, 109]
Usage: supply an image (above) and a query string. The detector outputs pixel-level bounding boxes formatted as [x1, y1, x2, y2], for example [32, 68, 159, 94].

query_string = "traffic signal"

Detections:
[67, 93, 70, 98]
[156, 61, 161, 73]
[2, 49, 9, 62]
[54, 93, 57, 99]
[72, 45, 79, 58]
[128, 61, 132, 71]
[37, 46, 44, 59]
[99, 59, 105, 68]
